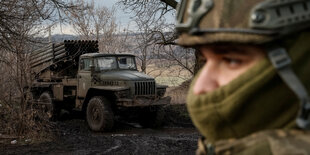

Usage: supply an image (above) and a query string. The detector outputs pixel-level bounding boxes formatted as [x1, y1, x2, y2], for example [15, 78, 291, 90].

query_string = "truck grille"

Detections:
[134, 81, 156, 95]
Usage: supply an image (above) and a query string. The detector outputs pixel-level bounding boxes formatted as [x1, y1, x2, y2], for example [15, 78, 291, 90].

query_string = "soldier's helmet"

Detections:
[176, 0, 310, 130]
[176, 0, 310, 46]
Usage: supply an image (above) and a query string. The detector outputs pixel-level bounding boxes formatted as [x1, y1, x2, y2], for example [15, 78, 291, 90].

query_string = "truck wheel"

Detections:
[38, 91, 58, 121]
[86, 96, 114, 132]
[139, 106, 165, 128]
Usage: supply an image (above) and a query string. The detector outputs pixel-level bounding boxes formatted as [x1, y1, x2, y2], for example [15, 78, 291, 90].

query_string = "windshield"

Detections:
[117, 56, 137, 70]
[95, 56, 137, 71]
[95, 57, 117, 70]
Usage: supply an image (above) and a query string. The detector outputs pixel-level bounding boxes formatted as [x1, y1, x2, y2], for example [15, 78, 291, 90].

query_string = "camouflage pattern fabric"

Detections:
[177, 0, 273, 46]
[197, 129, 310, 155]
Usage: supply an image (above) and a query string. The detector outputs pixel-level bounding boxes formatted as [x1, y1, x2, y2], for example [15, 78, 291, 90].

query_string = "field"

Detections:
[141, 59, 194, 87]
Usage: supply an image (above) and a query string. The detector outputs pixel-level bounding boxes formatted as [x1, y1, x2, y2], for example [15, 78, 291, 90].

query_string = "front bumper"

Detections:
[116, 96, 171, 107]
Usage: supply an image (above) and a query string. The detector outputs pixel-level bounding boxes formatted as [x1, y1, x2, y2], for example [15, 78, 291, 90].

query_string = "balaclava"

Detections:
[187, 32, 310, 143]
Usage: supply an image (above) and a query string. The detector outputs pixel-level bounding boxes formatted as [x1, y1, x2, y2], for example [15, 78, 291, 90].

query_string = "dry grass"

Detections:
[146, 64, 193, 87]
[0, 99, 54, 143]
[165, 80, 191, 104]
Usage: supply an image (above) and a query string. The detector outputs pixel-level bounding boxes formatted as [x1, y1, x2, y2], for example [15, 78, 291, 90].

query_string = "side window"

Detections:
[118, 57, 136, 69]
[80, 58, 91, 71]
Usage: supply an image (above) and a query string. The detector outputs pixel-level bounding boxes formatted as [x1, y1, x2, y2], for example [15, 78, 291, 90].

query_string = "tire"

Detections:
[38, 91, 59, 121]
[86, 96, 114, 132]
[139, 106, 165, 128]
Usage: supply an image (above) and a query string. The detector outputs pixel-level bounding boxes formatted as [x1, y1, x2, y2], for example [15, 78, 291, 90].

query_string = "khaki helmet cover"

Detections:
[177, 0, 310, 129]
[176, 0, 310, 46]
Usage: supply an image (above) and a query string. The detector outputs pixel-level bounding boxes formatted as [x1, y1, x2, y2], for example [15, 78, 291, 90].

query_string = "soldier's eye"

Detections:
[223, 57, 242, 68]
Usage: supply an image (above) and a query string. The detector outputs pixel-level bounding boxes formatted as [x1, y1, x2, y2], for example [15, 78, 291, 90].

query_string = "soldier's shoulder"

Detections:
[214, 130, 310, 155]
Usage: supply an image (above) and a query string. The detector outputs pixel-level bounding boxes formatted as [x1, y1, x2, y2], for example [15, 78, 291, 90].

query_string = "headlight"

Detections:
[114, 89, 130, 98]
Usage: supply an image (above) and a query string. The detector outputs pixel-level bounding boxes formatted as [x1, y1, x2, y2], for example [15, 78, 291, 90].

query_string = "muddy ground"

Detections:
[1, 105, 199, 155]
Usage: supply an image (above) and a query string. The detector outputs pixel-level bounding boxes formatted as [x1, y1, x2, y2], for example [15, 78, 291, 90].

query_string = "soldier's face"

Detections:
[193, 45, 265, 95]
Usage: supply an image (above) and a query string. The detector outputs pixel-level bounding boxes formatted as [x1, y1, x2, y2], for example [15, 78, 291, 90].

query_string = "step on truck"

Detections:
[29, 40, 171, 131]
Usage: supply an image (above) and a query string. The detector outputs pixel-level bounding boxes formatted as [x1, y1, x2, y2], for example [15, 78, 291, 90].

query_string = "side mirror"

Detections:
[90, 65, 95, 76]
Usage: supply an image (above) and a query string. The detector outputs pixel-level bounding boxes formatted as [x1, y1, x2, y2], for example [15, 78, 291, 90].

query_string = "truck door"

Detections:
[77, 58, 92, 99]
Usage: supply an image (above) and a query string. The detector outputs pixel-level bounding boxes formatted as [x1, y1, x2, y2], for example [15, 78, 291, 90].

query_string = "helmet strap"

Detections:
[267, 47, 310, 129]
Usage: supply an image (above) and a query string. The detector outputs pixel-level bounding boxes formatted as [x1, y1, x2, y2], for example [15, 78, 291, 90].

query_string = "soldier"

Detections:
[176, 0, 310, 154]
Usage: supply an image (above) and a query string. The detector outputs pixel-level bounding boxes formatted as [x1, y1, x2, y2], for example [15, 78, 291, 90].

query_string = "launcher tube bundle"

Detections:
[30, 40, 98, 80]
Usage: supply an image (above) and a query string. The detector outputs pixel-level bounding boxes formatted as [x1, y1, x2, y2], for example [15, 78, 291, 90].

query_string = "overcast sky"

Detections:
[53, 0, 175, 35]
[93, 0, 133, 28]
[53, 0, 137, 35]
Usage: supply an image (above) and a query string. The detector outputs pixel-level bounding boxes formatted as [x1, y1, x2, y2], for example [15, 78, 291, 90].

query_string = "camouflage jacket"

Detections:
[197, 129, 310, 155]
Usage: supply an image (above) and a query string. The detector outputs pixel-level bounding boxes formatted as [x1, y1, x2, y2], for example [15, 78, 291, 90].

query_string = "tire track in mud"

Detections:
[102, 139, 122, 154]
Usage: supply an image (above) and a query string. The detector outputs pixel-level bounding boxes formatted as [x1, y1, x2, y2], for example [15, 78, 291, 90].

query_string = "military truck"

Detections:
[29, 40, 170, 131]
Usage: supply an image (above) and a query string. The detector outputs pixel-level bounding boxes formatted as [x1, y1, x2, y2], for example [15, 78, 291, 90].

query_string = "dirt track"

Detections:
[1, 105, 199, 155]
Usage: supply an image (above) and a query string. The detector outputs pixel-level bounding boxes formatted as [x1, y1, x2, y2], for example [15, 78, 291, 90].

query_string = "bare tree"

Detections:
[119, 0, 205, 76]
[68, 0, 124, 54]
[118, 0, 177, 43]
[127, 6, 168, 73]
[163, 46, 195, 75]
[0, 8, 44, 137]
[118, 0, 177, 16]
[0, 0, 84, 138]
[0, 0, 81, 51]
